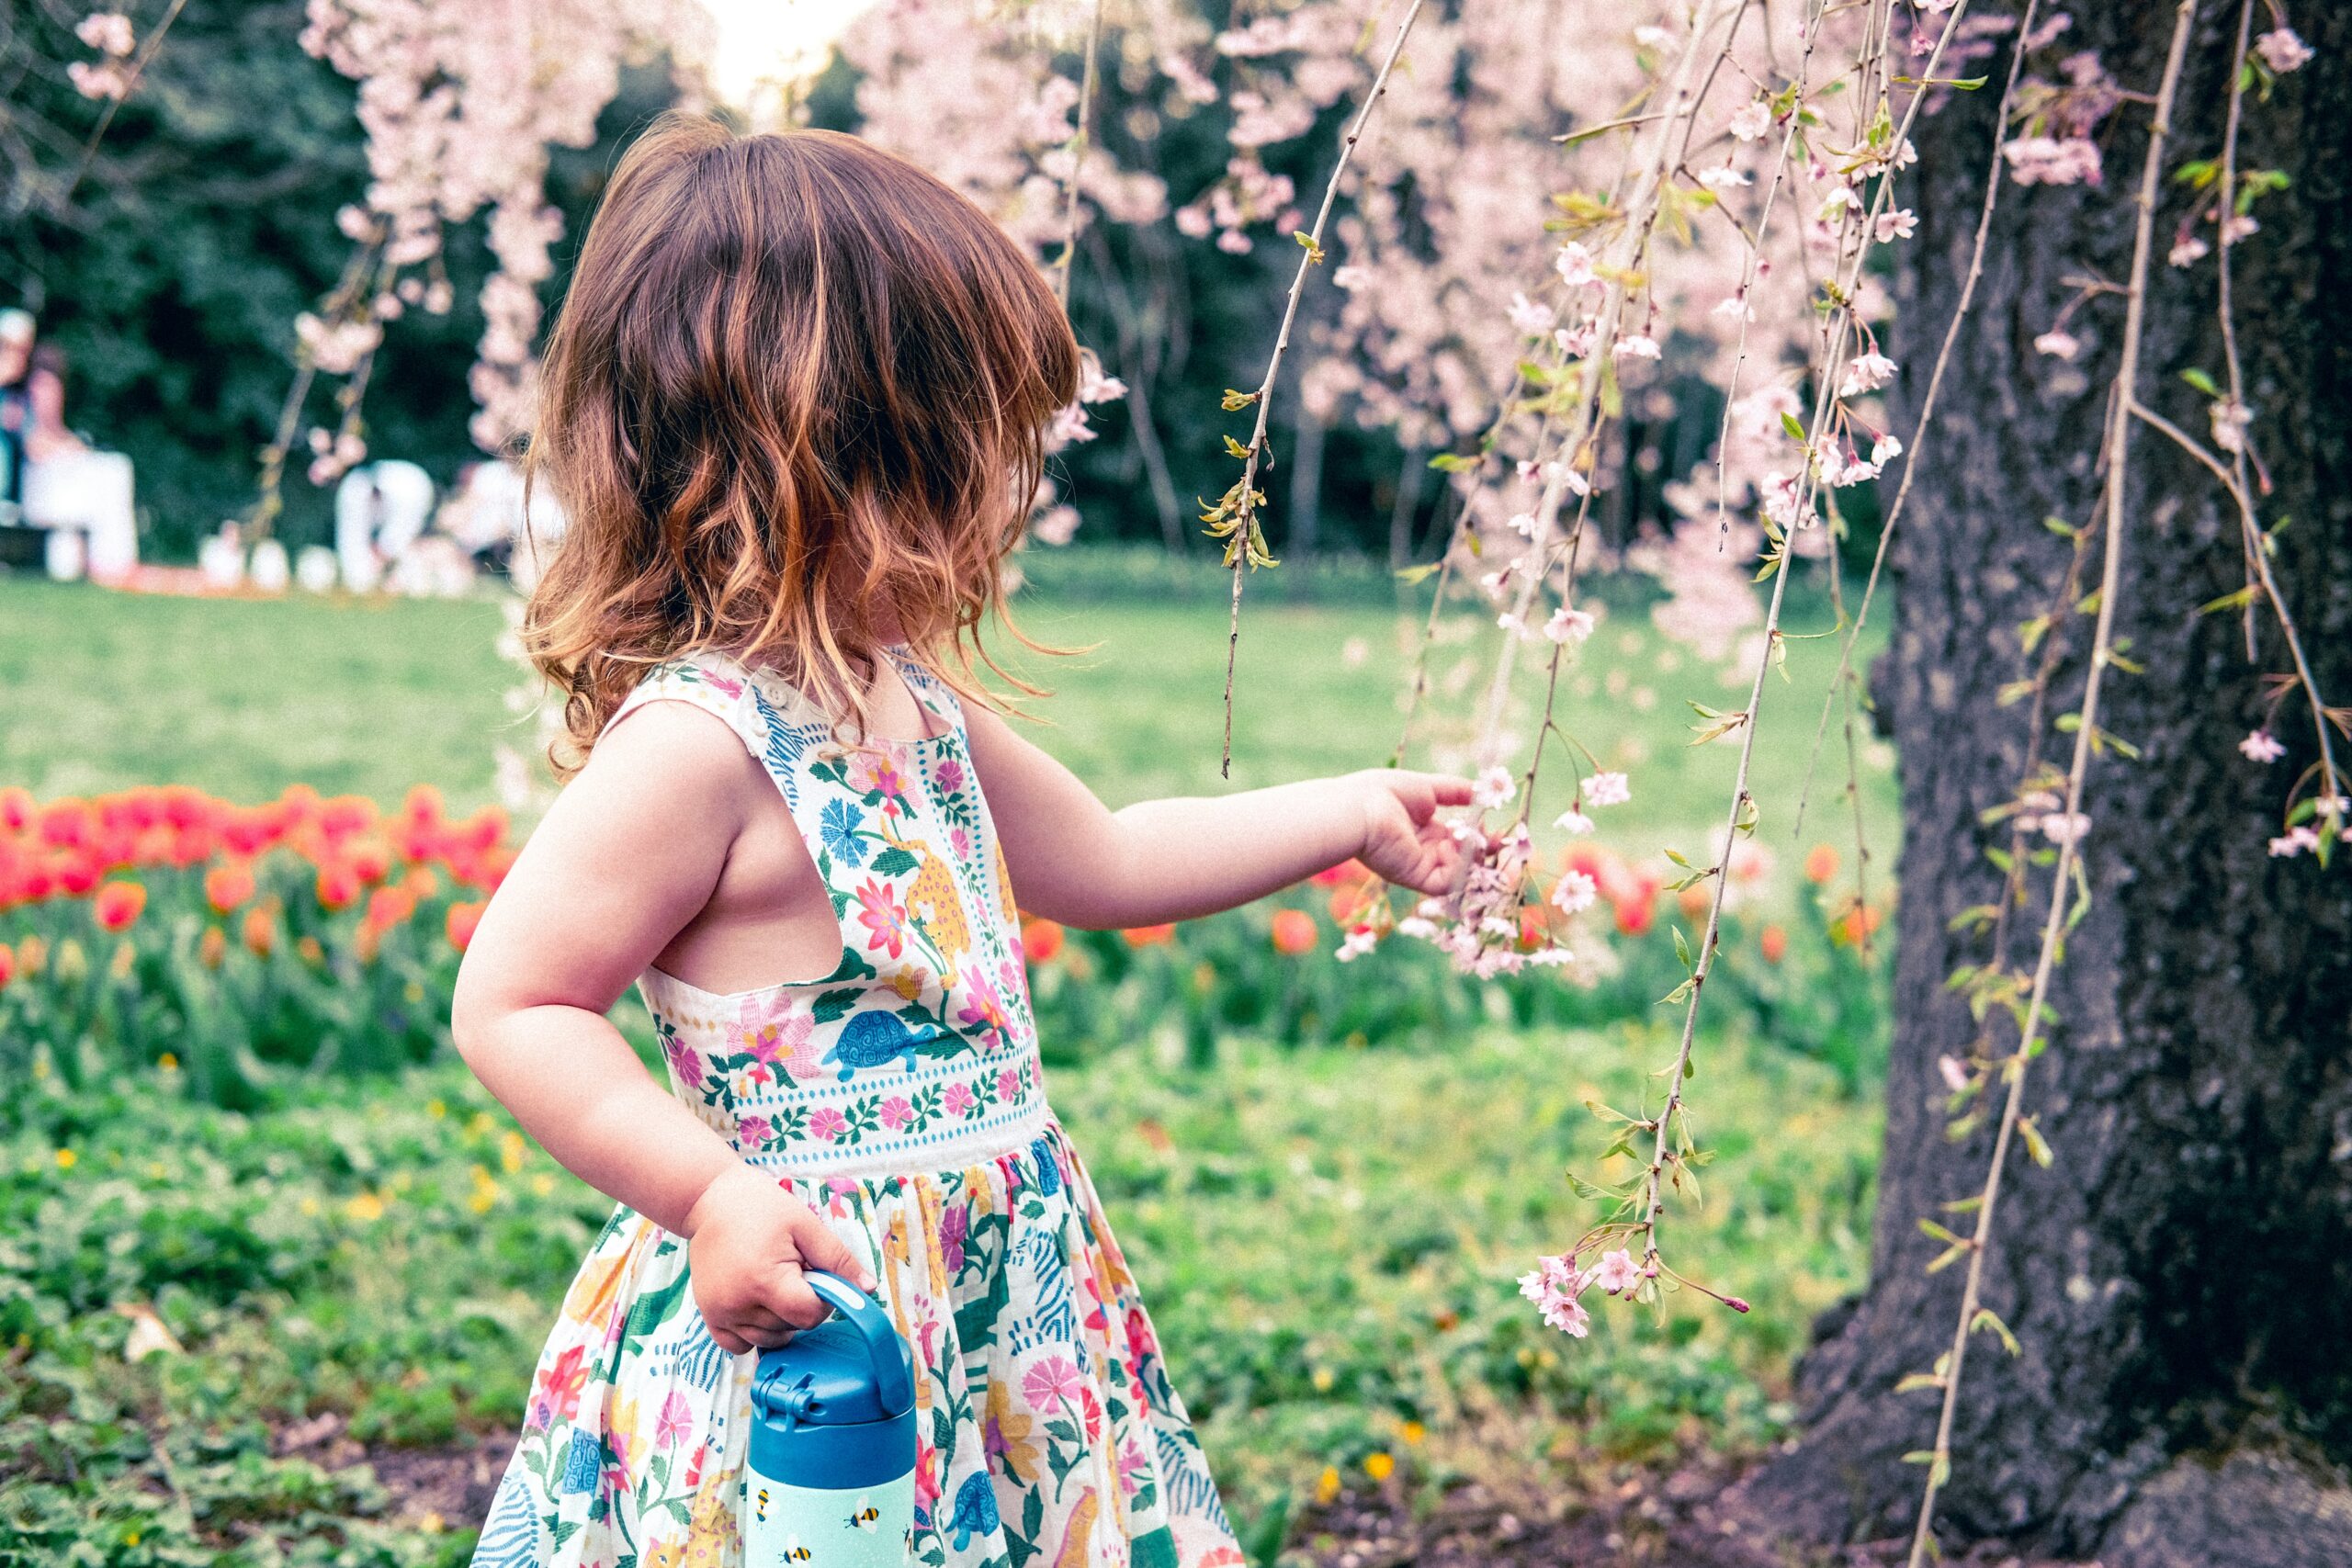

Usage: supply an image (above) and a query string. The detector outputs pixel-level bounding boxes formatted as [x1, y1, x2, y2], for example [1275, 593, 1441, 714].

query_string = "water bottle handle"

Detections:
[803, 1269, 914, 1416]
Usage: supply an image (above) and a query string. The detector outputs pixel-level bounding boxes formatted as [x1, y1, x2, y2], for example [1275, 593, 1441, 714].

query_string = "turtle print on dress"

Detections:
[470, 651, 1243, 1568]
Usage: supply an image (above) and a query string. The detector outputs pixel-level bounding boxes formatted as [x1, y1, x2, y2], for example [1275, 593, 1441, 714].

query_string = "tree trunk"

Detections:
[1741, 6, 2352, 1563]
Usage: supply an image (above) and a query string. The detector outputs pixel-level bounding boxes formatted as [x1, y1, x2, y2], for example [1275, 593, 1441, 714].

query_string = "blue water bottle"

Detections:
[742, 1271, 918, 1566]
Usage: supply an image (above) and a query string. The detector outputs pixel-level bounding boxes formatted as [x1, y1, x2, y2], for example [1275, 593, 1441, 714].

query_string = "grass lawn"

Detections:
[0, 570, 1897, 889]
[1, 1021, 1875, 1563]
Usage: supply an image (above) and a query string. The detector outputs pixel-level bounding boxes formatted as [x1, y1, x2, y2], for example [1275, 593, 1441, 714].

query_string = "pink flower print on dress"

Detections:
[1022, 1355, 1083, 1412]
[856, 878, 911, 959]
[699, 671, 743, 700]
[849, 749, 912, 807]
[933, 758, 966, 795]
[661, 1027, 703, 1092]
[738, 998, 826, 1085]
[939, 1200, 969, 1273]
[944, 1081, 978, 1118]
[653, 1390, 693, 1450]
[738, 1115, 774, 1151]
[808, 1106, 849, 1142]
[879, 1096, 914, 1131]
[997, 1067, 1022, 1103]
[951, 827, 972, 861]
[1117, 1437, 1148, 1495]
[956, 964, 1011, 1049]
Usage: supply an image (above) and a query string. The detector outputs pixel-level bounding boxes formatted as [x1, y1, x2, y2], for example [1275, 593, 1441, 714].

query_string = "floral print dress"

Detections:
[471, 653, 1241, 1568]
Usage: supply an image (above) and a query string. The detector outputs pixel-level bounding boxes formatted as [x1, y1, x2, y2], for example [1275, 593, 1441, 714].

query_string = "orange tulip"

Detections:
[199, 926, 228, 970]
[205, 861, 256, 915]
[401, 784, 446, 824]
[0, 943, 13, 989]
[445, 899, 486, 952]
[1804, 843, 1839, 885]
[93, 879, 147, 931]
[1121, 923, 1176, 948]
[1760, 923, 1788, 964]
[1021, 918, 1065, 964]
[242, 905, 277, 957]
[1677, 883, 1711, 923]
[1270, 908, 1318, 956]
[363, 885, 417, 934]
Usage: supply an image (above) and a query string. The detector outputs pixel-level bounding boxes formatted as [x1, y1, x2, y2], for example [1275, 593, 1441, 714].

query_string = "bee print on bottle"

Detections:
[781, 1538, 812, 1563]
[753, 1486, 772, 1523]
[844, 1495, 879, 1532]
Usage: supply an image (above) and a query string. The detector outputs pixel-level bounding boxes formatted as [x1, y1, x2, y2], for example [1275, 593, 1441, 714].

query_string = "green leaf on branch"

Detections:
[1971, 1308, 2023, 1357]
[1781, 412, 1807, 442]
[1221, 388, 1260, 411]
[2179, 367, 2222, 397]
[1427, 452, 1479, 473]
[1394, 562, 1442, 586]
[1293, 230, 1327, 265]
[2018, 1116, 2054, 1168]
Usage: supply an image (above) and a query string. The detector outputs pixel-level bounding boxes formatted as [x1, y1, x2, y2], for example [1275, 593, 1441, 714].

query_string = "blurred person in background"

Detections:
[0, 309, 35, 524]
[18, 342, 141, 581]
[332, 458, 435, 592]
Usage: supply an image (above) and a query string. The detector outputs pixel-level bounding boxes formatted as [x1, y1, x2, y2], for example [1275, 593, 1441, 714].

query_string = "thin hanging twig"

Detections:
[1902, 6, 2198, 1560]
[1215, 0, 1425, 777]
[1049, 0, 1105, 311]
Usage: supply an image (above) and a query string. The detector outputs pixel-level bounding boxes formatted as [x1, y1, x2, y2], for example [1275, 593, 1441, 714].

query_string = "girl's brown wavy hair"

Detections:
[523, 113, 1078, 773]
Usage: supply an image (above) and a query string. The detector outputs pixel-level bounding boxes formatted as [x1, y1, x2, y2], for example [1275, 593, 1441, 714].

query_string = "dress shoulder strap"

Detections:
[879, 646, 966, 737]
[604, 656, 763, 750]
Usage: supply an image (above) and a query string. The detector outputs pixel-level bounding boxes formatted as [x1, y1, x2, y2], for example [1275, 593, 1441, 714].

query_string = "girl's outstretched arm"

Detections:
[450, 704, 871, 1352]
[965, 703, 1474, 930]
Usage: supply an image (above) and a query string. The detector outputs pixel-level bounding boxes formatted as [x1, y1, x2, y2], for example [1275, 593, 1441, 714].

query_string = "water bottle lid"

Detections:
[750, 1272, 916, 1428]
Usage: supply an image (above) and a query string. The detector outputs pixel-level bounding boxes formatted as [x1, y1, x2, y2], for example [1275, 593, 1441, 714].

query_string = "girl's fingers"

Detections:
[1419, 773, 1477, 807]
[759, 1262, 831, 1329]
[792, 1213, 877, 1293]
[730, 1303, 797, 1349]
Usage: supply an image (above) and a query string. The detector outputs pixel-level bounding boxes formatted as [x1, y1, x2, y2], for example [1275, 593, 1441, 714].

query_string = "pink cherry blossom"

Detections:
[1590, 1248, 1641, 1295]
[2255, 28, 2313, 74]
[2240, 729, 2287, 764]
[1581, 772, 1631, 807]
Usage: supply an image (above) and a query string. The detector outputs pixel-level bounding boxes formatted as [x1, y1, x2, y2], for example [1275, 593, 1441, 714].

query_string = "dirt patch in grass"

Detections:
[1294, 1461, 2098, 1568]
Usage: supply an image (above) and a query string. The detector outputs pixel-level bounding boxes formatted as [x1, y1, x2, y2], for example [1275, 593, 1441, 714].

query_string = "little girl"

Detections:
[453, 114, 1468, 1568]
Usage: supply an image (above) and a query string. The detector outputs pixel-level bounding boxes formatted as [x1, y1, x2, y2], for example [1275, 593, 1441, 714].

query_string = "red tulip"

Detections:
[93, 879, 147, 931]
[1021, 918, 1065, 964]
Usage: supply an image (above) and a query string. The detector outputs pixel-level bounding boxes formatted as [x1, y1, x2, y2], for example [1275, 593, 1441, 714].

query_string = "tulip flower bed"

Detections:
[0, 784, 513, 1108]
[0, 779, 1891, 1121]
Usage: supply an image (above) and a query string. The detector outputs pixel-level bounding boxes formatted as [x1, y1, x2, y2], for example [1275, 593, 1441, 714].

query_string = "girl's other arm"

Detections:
[964, 702, 1473, 930]
[449, 704, 869, 1351]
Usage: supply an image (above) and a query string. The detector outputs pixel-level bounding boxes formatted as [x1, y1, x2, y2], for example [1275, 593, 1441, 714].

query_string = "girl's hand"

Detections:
[682, 1162, 876, 1354]
[1352, 769, 1477, 897]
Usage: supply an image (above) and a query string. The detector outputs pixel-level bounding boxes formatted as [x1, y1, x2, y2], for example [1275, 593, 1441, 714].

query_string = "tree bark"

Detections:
[1741, 6, 2352, 1562]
